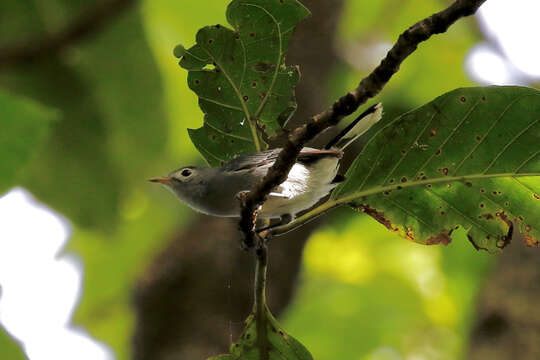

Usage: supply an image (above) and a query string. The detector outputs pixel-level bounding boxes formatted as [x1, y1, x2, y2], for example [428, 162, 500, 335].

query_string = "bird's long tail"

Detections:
[325, 102, 383, 150]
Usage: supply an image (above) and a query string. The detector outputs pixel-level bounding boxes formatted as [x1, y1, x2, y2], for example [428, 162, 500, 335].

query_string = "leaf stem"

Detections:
[267, 172, 540, 236]
[254, 243, 269, 360]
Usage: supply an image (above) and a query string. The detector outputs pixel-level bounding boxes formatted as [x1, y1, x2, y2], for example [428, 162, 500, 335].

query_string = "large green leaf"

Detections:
[176, 0, 310, 165]
[209, 306, 313, 360]
[0, 89, 56, 195]
[332, 86, 540, 252]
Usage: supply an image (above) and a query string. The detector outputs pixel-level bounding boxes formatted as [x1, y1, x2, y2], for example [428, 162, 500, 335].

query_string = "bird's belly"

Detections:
[259, 158, 339, 218]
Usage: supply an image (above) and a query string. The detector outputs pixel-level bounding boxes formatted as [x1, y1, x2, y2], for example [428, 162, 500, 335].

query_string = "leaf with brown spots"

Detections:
[175, 0, 310, 165]
[331, 86, 540, 252]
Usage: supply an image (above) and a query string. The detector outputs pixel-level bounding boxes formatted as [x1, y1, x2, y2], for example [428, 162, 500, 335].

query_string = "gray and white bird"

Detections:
[150, 103, 382, 221]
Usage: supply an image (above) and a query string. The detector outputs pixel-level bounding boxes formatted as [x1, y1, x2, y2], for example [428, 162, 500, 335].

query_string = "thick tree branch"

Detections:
[239, 0, 487, 247]
[0, 0, 136, 67]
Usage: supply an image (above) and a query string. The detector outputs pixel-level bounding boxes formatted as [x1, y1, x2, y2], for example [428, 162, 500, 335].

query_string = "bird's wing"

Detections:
[222, 148, 342, 172]
[221, 149, 281, 172]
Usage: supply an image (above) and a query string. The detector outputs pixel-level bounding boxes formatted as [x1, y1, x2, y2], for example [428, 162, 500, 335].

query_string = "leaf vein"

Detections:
[382, 108, 439, 185]
[483, 115, 540, 173]
[415, 97, 482, 175]
[426, 187, 492, 237]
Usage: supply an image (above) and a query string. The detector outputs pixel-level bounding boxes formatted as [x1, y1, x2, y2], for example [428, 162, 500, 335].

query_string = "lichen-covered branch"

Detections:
[239, 0, 487, 247]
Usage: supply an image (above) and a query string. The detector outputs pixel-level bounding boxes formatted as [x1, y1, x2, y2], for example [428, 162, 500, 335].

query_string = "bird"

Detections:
[150, 103, 382, 224]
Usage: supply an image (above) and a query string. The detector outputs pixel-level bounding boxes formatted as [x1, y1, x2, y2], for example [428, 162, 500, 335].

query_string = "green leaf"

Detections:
[0, 325, 26, 360]
[209, 306, 313, 360]
[177, 0, 310, 165]
[0, 88, 56, 195]
[332, 86, 540, 252]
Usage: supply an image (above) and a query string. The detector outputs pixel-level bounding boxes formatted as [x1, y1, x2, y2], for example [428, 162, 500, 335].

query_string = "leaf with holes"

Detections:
[331, 86, 540, 252]
[207, 305, 313, 360]
[175, 0, 310, 165]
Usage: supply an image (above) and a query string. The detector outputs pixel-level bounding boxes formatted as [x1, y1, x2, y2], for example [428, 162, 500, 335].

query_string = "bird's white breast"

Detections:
[259, 157, 340, 218]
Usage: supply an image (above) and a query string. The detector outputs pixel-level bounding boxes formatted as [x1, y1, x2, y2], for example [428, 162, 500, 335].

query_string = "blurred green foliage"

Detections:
[0, 0, 495, 359]
[0, 89, 56, 194]
[282, 211, 493, 360]
[0, 325, 25, 360]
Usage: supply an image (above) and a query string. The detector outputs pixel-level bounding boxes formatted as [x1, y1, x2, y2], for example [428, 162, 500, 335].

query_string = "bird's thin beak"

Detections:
[148, 176, 173, 184]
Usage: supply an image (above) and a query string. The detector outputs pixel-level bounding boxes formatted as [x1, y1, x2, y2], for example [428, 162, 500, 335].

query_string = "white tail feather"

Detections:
[325, 103, 383, 150]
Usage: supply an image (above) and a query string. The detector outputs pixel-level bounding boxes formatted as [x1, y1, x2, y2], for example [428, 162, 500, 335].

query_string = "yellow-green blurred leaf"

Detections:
[0, 325, 25, 360]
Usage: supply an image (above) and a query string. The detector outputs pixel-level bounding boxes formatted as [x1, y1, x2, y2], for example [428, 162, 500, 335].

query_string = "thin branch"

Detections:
[0, 0, 137, 67]
[254, 244, 269, 360]
[239, 0, 487, 248]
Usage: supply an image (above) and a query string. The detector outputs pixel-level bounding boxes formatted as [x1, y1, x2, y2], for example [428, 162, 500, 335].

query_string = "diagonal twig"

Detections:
[239, 0, 487, 248]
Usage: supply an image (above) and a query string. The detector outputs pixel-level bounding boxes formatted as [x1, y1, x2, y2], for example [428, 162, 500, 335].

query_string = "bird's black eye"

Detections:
[181, 169, 192, 177]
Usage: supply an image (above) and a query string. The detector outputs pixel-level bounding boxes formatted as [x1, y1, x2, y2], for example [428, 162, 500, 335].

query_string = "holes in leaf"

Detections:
[435, 149, 441, 156]
[243, 95, 249, 101]
[249, 32, 255, 38]
[460, 96, 466, 102]
[217, 86, 222, 92]
[251, 81, 257, 88]
[400, 177, 407, 183]
[430, 129, 437, 137]
[476, 135, 482, 142]
[208, 39, 214, 44]
[194, 79, 200, 85]
[465, 182, 473, 187]
[480, 203, 485, 208]
[525, 225, 532, 232]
